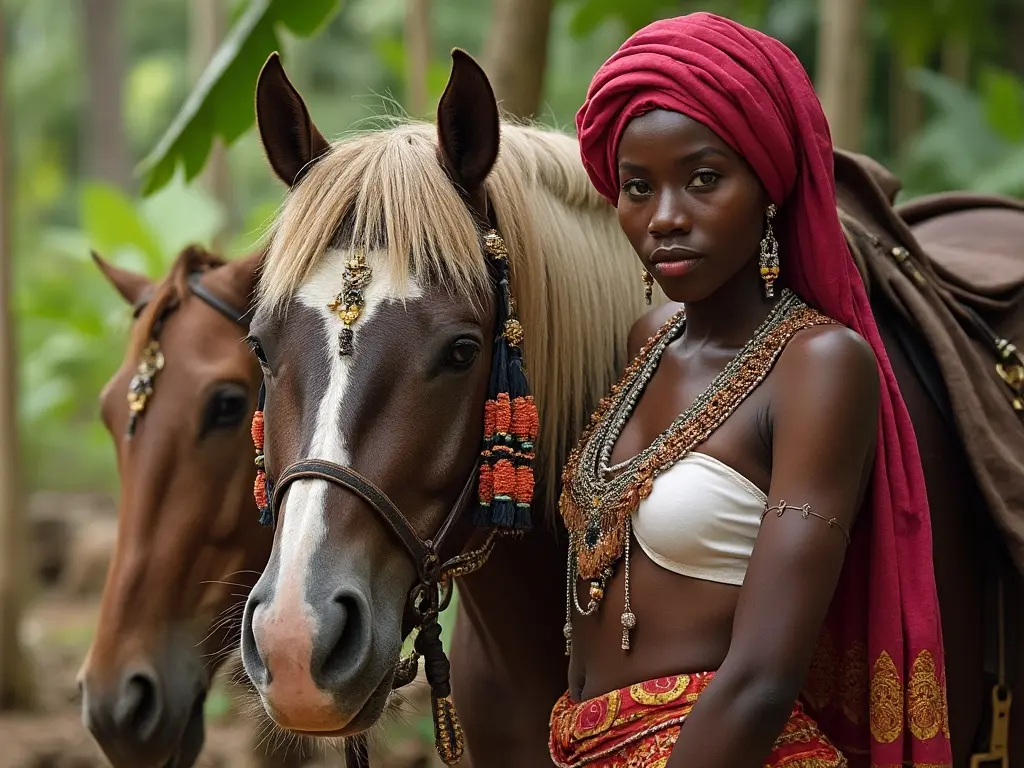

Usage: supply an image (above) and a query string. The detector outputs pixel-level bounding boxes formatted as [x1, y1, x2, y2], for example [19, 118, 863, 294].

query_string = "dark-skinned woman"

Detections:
[552, 13, 952, 768]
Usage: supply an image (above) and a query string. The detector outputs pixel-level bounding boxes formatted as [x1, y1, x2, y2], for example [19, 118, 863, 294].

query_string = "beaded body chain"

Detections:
[558, 289, 837, 653]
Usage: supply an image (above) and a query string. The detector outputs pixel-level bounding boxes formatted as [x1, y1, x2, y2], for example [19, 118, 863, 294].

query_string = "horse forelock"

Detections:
[257, 118, 645, 518]
[127, 245, 227, 358]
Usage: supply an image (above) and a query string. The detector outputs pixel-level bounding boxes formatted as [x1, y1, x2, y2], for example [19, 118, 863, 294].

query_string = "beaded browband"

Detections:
[559, 289, 837, 653]
[248, 227, 536, 768]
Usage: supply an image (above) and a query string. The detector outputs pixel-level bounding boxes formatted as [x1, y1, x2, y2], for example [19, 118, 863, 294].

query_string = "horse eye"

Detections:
[246, 336, 273, 375]
[246, 336, 268, 364]
[205, 390, 249, 430]
[445, 339, 481, 369]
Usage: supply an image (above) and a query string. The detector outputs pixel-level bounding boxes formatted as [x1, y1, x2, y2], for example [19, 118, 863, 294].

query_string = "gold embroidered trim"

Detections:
[840, 642, 868, 725]
[908, 650, 943, 741]
[802, 628, 837, 711]
[572, 689, 622, 740]
[803, 642, 948, 747]
[629, 675, 690, 706]
[562, 715, 687, 766]
[869, 651, 903, 744]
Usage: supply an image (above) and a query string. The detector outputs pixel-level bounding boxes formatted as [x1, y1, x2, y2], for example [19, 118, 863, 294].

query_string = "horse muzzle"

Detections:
[80, 660, 206, 768]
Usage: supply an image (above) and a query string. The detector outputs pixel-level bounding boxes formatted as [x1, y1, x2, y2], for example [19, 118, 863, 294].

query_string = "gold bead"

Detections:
[503, 318, 524, 347]
[338, 305, 361, 324]
[589, 582, 604, 601]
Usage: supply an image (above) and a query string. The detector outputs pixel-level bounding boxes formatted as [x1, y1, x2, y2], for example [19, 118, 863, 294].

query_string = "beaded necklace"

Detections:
[558, 289, 836, 653]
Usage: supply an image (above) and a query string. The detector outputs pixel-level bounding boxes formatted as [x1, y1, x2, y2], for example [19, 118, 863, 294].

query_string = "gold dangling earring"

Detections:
[759, 203, 780, 299]
[642, 269, 654, 305]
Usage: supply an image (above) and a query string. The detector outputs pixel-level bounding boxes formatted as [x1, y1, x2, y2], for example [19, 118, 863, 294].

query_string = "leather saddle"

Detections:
[831, 148, 1024, 766]
[831, 147, 1024, 568]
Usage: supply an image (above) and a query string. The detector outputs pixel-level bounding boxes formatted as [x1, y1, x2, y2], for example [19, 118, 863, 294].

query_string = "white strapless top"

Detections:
[630, 451, 766, 586]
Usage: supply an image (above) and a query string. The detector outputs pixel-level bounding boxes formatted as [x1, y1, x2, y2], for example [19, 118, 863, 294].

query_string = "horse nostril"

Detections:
[313, 590, 370, 688]
[241, 590, 269, 687]
[113, 670, 162, 741]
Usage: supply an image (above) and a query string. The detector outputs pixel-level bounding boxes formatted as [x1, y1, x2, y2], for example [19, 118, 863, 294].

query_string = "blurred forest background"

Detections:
[8, 0, 1024, 500]
[0, 0, 1023, 765]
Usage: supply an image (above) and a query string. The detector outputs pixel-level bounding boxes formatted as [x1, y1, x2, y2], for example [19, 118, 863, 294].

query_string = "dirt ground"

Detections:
[0, 592, 444, 768]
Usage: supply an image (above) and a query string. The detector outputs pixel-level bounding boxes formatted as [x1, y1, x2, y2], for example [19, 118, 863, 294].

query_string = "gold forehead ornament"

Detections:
[327, 250, 373, 356]
[126, 340, 165, 435]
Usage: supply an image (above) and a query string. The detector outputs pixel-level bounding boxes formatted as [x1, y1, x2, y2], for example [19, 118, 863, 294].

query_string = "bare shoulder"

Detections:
[626, 302, 684, 359]
[774, 323, 880, 439]
[777, 323, 878, 391]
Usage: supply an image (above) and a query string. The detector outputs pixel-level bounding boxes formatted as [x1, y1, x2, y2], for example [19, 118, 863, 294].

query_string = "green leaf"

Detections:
[80, 182, 164, 267]
[879, 0, 940, 68]
[972, 144, 1024, 197]
[137, 0, 343, 197]
[137, 173, 226, 264]
[978, 66, 1024, 144]
[567, 0, 620, 37]
[902, 68, 1010, 189]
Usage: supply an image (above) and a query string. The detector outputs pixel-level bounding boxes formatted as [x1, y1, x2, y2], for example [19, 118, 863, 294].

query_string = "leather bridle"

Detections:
[269, 456, 484, 605]
[125, 267, 251, 436]
[132, 270, 250, 327]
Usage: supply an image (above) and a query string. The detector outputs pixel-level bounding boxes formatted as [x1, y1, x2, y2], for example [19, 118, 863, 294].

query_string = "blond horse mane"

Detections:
[256, 120, 646, 506]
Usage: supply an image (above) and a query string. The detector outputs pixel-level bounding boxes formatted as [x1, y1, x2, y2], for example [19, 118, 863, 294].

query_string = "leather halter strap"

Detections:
[187, 271, 251, 325]
[131, 269, 249, 328]
[269, 456, 481, 585]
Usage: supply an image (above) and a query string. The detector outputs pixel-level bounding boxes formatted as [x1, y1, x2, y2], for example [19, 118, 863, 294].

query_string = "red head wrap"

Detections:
[577, 13, 951, 767]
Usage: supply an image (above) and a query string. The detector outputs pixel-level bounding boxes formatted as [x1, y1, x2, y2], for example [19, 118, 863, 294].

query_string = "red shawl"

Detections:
[575, 13, 951, 767]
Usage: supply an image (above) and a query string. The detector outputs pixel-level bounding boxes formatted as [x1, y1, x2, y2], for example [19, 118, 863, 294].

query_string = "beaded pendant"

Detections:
[327, 250, 372, 356]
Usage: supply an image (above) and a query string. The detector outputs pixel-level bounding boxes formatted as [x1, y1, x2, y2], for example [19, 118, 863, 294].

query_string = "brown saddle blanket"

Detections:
[832, 148, 1024, 571]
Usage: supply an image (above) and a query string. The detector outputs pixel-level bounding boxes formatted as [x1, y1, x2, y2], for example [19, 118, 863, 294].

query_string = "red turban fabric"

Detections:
[576, 13, 951, 767]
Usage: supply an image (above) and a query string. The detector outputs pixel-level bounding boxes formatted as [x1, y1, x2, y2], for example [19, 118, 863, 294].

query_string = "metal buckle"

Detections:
[970, 685, 1012, 768]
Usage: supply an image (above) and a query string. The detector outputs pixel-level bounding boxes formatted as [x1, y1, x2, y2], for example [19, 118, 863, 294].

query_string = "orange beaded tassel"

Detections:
[476, 229, 537, 531]
[251, 406, 272, 526]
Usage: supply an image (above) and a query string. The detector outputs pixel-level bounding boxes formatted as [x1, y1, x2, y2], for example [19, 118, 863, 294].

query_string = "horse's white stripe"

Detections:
[270, 249, 420, 612]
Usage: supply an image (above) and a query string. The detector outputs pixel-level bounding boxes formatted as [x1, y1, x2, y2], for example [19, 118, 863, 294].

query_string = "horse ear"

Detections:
[255, 52, 331, 187]
[91, 251, 153, 305]
[436, 49, 500, 195]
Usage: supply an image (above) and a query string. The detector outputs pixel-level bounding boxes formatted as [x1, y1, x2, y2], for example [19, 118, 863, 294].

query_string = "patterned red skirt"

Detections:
[549, 672, 846, 767]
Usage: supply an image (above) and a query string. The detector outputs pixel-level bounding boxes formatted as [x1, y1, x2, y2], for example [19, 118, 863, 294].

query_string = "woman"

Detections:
[553, 13, 952, 768]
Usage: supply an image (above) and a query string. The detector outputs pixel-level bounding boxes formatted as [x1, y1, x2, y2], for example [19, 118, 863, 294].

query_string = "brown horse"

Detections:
[238, 47, 1024, 768]
[77, 246, 285, 768]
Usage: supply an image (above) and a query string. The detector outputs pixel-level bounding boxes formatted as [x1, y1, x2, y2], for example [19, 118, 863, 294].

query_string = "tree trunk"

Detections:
[0, 5, 38, 711]
[890, 56, 924, 158]
[81, 0, 131, 190]
[190, 0, 233, 249]
[404, 0, 431, 117]
[482, 0, 555, 120]
[996, 1, 1024, 78]
[941, 36, 970, 84]
[816, 0, 868, 152]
